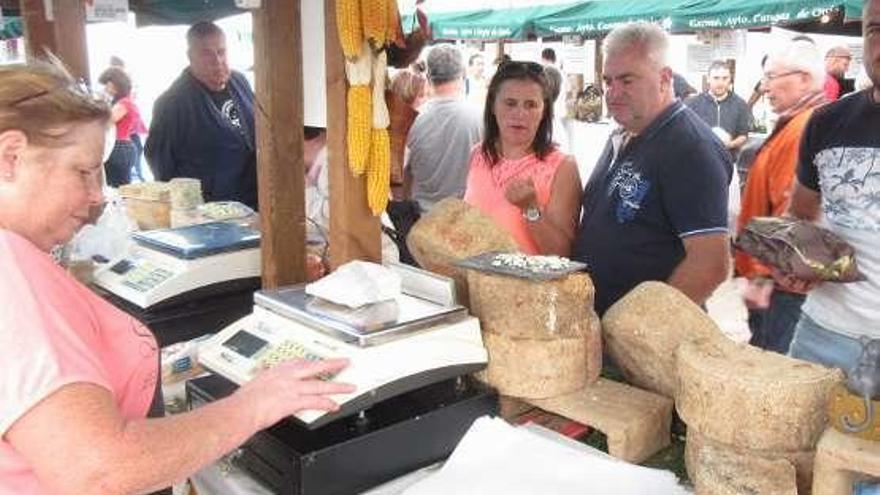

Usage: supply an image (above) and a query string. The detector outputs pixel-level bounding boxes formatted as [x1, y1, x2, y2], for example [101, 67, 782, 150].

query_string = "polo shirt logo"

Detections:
[610, 163, 651, 223]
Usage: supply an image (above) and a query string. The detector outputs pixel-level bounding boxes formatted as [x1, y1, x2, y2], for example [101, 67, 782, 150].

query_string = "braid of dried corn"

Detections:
[361, 0, 389, 47]
[366, 128, 391, 215]
[345, 43, 374, 176]
[336, 0, 363, 60]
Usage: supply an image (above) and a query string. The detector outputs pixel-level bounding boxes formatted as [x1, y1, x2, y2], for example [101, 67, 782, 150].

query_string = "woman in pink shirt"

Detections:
[464, 61, 581, 256]
[0, 62, 352, 495]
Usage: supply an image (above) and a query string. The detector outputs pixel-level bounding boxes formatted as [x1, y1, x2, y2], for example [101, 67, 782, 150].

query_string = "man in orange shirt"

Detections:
[736, 38, 827, 354]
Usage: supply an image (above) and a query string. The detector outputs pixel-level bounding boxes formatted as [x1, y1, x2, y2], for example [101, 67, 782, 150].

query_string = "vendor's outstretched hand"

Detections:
[505, 177, 538, 210]
[237, 358, 355, 430]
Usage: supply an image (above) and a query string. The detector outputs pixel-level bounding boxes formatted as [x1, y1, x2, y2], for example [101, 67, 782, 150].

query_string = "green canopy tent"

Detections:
[428, 4, 577, 41]
[531, 0, 697, 38]
[671, 0, 861, 32]
[128, 0, 245, 27]
[0, 15, 21, 40]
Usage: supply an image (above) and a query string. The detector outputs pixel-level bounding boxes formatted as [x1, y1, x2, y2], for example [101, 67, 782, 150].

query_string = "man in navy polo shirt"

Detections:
[573, 22, 732, 315]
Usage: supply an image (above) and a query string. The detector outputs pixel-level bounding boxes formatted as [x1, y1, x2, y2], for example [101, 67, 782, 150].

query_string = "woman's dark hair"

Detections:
[481, 60, 554, 166]
[98, 67, 131, 102]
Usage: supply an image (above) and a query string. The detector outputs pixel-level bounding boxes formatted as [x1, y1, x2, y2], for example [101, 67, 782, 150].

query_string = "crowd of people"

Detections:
[0, 1, 878, 492]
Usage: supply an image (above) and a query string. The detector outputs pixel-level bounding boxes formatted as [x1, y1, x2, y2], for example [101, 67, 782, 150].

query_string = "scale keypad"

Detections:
[257, 340, 337, 380]
[120, 261, 174, 293]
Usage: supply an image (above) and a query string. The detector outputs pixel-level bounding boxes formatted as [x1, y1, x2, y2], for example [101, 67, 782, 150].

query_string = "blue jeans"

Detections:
[749, 290, 805, 354]
[788, 313, 862, 370]
[789, 315, 878, 495]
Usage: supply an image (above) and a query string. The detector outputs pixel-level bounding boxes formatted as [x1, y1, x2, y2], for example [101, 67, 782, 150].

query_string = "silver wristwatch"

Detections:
[522, 205, 542, 222]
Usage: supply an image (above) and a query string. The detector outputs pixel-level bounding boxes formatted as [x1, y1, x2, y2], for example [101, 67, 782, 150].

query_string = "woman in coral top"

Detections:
[464, 61, 581, 256]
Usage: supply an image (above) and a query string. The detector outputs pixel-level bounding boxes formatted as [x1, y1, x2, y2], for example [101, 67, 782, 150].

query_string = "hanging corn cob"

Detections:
[367, 128, 391, 215]
[362, 0, 389, 48]
[345, 42, 374, 176]
[336, 0, 363, 60]
[366, 51, 391, 215]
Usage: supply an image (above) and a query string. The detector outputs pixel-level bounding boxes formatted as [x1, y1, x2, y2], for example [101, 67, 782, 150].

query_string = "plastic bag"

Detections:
[735, 217, 866, 283]
[305, 260, 401, 308]
[66, 189, 137, 263]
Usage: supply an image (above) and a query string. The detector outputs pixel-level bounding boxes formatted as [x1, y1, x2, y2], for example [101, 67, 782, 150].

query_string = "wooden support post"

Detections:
[594, 37, 603, 88]
[19, 0, 89, 81]
[325, 0, 380, 269]
[252, 0, 306, 288]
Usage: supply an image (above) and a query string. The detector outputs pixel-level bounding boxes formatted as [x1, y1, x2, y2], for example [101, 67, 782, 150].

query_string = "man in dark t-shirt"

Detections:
[573, 23, 732, 316]
[786, 0, 880, 374]
[146, 22, 257, 210]
[785, 15, 880, 495]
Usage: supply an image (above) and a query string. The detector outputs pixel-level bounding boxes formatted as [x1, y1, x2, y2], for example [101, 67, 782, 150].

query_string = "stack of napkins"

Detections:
[305, 260, 402, 308]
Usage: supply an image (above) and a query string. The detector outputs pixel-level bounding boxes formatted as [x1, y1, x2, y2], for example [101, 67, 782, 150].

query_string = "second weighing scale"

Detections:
[93, 222, 261, 310]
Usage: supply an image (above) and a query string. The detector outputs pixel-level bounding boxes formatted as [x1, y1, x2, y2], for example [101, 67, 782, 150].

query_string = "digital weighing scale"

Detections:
[199, 264, 489, 428]
[192, 265, 497, 494]
[93, 222, 261, 310]
[91, 222, 262, 346]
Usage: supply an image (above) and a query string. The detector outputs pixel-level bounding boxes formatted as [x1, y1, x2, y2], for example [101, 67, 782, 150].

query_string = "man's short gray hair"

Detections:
[603, 22, 670, 69]
[187, 21, 225, 49]
[427, 44, 464, 85]
[768, 39, 825, 91]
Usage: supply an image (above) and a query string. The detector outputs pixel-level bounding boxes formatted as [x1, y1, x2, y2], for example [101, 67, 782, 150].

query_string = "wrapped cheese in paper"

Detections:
[736, 217, 865, 283]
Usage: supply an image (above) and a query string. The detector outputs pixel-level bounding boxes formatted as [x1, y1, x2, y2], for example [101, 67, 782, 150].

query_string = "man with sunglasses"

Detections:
[735, 39, 827, 354]
[573, 23, 731, 316]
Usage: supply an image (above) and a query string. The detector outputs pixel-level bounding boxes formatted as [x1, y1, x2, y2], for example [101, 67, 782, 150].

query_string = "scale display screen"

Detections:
[223, 330, 268, 358]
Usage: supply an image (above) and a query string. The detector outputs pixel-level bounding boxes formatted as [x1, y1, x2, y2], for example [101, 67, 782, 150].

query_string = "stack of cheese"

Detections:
[467, 261, 601, 399]
[676, 337, 842, 494]
[603, 282, 843, 493]
[168, 178, 204, 227]
[119, 181, 171, 230]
